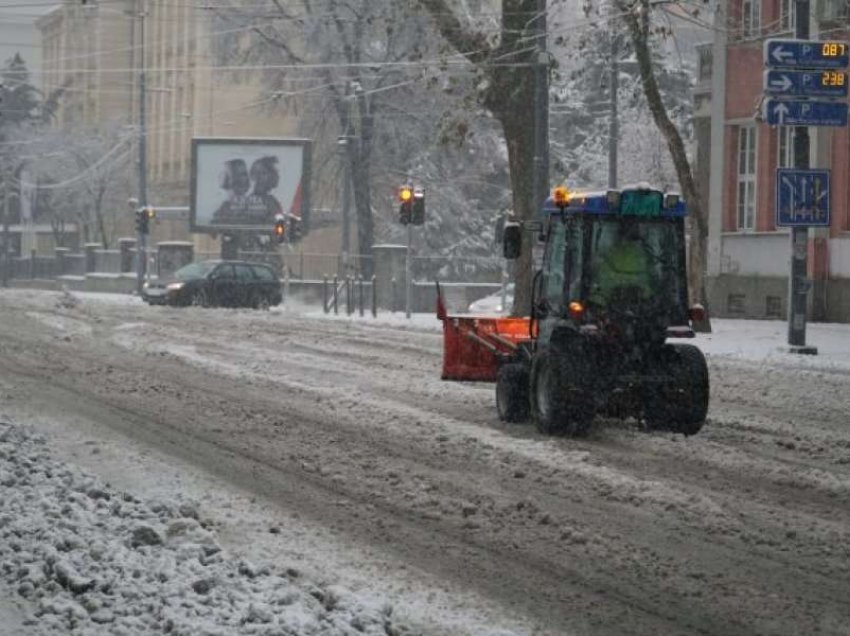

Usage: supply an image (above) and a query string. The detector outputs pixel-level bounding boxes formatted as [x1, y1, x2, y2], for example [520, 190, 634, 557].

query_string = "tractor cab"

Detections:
[527, 187, 693, 348]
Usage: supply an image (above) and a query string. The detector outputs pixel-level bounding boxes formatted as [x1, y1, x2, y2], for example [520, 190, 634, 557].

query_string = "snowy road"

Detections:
[1, 289, 849, 635]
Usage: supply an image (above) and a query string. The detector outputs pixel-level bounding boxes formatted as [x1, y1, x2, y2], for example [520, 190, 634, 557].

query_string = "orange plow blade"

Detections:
[440, 315, 532, 382]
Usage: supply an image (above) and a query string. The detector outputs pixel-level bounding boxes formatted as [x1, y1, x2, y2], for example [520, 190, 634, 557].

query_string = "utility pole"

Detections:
[608, 10, 619, 190]
[531, 0, 550, 215]
[338, 131, 352, 274]
[788, 0, 815, 353]
[135, 1, 149, 296]
[1, 169, 9, 288]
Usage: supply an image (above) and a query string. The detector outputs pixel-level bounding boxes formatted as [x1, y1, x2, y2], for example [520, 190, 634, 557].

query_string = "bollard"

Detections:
[371, 276, 377, 317]
[391, 277, 397, 313]
[333, 275, 339, 315]
[322, 275, 329, 313]
[344, 276, 351, 315]
[358, 276, 364, 317]
[284, 268, 290, 308]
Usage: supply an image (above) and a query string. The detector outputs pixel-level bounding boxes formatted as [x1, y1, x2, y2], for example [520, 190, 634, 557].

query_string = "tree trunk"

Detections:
[500, 107, 537, 317]
[416, 0, 543, 317]
[623, 2, 712, 332]
[351, 88, 375, 279]
[95, 191, 109, 250]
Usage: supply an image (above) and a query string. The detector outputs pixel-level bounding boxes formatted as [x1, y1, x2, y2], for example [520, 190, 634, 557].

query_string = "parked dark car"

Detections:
[142, 260, 282, 309]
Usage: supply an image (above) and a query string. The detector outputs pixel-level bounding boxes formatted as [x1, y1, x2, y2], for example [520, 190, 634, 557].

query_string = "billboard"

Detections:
[190, 138, 312, 233]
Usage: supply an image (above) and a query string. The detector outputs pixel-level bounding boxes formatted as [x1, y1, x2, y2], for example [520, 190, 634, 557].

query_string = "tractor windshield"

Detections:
[586, 217, 687, 321]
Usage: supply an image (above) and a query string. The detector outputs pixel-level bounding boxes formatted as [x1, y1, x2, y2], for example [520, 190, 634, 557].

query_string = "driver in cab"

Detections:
[589, 222, 654, 308]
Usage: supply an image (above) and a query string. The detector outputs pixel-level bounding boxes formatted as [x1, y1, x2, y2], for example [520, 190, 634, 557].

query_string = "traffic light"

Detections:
[135, 207, 153, 235]
[398, 185, 413, 225]
[273, 215, 286, 243]
[411, 187, 425, 225]
[289, 215, 303, 243]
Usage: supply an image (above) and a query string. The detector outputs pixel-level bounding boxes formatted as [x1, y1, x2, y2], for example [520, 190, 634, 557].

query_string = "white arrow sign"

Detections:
[782, 176, 796, 216]
[774, 102, 790, 124]
[770, 74, 793, 92]
[772, 45, 793, 64]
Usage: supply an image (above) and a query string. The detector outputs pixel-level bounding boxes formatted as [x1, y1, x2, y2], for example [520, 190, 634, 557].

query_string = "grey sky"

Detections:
[0, 4, 56, 77]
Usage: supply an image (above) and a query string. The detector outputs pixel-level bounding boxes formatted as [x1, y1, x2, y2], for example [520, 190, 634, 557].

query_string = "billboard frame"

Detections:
[190, 136, 313, 234]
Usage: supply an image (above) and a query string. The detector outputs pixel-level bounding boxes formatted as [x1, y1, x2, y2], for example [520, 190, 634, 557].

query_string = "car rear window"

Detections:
[251, 266, 276, 281]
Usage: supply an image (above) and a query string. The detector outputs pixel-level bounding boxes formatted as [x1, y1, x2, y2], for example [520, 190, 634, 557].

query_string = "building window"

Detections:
[766, 295, 783, 318]
[736, 125, 757, 230]
[728, 293, 746, 315]
[742, 0, 760, 36]
[780, 0, 796, 31]
[697, 45, 713, 82]
[778, 126, 794, 168]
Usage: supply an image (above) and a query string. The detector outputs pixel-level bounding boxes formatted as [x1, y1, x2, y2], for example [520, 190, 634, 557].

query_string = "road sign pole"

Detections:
[788, 0, 817, 354]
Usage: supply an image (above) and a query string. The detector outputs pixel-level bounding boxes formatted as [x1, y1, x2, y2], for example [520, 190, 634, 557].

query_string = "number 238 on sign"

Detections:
[822, 71, 846, 86]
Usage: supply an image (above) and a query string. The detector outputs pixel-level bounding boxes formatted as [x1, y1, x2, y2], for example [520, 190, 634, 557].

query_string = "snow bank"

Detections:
[0, 422, 410, 635]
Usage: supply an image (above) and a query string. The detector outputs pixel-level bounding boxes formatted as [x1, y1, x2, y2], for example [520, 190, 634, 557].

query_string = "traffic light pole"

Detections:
[405, 223, 412, 319]
[788, 0, 817, 354]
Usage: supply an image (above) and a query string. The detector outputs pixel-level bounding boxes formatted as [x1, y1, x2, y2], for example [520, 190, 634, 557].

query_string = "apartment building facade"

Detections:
[706, 0, 850, 321]
[37, 0, 306, 251]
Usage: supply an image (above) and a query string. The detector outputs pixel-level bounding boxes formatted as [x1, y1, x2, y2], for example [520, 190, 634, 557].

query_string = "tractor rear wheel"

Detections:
[530, 350, 593, 436]
[644, 344, 709, 435]
[496, 362, 530, 423]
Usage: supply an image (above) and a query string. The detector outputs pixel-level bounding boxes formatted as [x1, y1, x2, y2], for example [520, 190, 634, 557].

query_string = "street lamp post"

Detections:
[135, 1, 149, 295]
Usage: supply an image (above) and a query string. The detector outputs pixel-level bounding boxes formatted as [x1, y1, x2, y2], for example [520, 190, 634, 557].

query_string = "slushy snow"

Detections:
[0, 422, 409, 635]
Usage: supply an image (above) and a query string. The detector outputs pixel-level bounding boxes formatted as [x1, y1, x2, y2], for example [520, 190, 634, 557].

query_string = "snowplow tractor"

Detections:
[437, 186, 709, 437]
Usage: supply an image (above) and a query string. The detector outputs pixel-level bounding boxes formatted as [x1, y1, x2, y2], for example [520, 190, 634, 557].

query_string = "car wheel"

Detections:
[252, 293, 270, 311]
[191, 289, 209, 308]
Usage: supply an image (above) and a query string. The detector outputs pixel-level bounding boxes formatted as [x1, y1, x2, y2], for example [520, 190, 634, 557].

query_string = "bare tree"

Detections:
[31, 127, 134, 249]
[211, 1, 437, 277]
[614, 0, 711, 331]
[415, 0, 546, 316]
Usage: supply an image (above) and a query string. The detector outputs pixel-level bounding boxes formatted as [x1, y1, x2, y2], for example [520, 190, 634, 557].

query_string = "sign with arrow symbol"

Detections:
[764, 39, 850, 69]
[763, 99, 848, 126]
[775, 169, 830, 227]
[763, 69, 848, 98]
